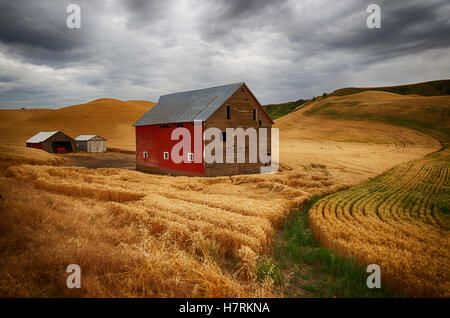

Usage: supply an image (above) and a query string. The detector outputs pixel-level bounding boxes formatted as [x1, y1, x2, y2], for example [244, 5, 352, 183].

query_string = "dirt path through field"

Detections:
[61, 152, 135, 169]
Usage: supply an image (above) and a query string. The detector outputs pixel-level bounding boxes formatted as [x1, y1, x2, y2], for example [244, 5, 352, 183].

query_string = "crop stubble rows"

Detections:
[309, 157, 450, 297]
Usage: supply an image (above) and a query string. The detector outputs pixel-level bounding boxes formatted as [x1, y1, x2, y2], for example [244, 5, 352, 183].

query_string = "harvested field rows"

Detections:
[309, 154, 450, 297]
[6, 164, 341, 256]
[1, 162, 342, 297]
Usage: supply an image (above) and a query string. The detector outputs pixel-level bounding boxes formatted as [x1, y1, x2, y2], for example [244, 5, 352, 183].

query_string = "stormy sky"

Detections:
[0, 0, 449, 108]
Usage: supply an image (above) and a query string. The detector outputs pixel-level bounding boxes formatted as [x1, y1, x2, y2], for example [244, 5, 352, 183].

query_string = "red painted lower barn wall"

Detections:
[26, 143, 43, 149]
[135, 122, 204, 176]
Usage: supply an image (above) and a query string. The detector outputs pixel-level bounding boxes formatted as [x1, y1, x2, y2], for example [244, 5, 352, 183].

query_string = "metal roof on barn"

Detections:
[75, 135, 106, 141]
[25, 131, 59, 143]
[133, 82, 244, 127]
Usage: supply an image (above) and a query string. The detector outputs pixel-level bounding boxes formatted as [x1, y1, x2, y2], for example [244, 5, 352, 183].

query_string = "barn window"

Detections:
[259, 120, 262, 126]
[253, 109, 256, 121]
[241, 87, 245, 92]
[164, 152, 169, 160]
[188, 153, 194, 162]
[143, 151, 148, 159]
[226, 105, 230, 120]
[221, 131, 227, 142]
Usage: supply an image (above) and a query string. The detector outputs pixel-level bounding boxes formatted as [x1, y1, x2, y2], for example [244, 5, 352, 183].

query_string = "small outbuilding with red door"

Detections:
[25, 131, 77, 153]
[133, 82, 274, 177]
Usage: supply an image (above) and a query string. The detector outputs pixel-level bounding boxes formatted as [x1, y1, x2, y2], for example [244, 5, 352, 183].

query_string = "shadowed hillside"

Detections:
[302, 91, 450, 145]
[328, 79, 450, 97]
[263, 99, 308, 120]
[263, 80, 450, 122]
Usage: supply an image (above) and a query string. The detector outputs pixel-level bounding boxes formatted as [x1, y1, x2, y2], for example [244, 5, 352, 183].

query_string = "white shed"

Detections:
[74, 135, 107, 153]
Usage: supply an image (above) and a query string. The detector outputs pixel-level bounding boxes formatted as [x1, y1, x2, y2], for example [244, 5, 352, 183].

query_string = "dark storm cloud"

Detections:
[210, 0, 285, 21]
[324, 0, 450, 61]
[0, 0, 449, 108]
[198, 0, 290, 44]
[0, 0, 107, 65]
[120, 0, 171, 28]
[0, 1, 80, 51]
[200, 0, 450, 62]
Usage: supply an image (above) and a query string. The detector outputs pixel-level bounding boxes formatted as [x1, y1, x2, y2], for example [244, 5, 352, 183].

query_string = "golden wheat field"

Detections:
[0, 145, 66, 167]
[309, 152, 450, 297]
[0, 159, 342, 296]
[0, 91, 448, 297]
[303, 92, 450, 297]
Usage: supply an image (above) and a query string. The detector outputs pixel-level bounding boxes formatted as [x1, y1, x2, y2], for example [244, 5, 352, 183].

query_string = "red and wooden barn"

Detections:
[25, 131, 77, 153]
[133, 82, 274, 176]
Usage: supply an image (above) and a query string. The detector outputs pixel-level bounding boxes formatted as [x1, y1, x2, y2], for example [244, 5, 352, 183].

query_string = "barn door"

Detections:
[92, 141, 99, 152]
[96, 141, 103, 152]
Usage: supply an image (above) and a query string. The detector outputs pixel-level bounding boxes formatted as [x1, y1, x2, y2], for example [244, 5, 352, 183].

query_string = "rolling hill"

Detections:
[328, 79, 450, 97]
[301, 91, 450, 145]
[263, 80, 450, 122]
[0, 99, 155, 152]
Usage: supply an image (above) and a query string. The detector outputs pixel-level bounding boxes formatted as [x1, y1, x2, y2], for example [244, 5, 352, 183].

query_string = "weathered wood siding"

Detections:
[88, 137, 106, 152]
[76, 141, 88, 152]
[77, 136, 106, 153]
[39, 131, 77, 153]
[204, 84, 272, 176]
